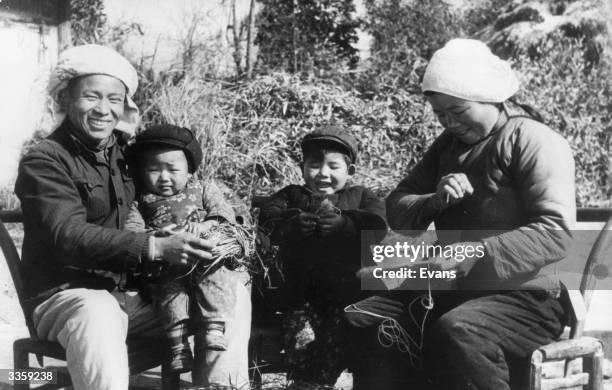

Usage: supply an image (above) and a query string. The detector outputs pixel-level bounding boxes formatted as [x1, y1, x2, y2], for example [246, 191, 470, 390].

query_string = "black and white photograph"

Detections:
[1, 0, 612, 389]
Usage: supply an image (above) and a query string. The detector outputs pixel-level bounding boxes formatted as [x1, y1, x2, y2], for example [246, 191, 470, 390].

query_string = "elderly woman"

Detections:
[15, 45, 251, 390]
[345, 39, 575, 389]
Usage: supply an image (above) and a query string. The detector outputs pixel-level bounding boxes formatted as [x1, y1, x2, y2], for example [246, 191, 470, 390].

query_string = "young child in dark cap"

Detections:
[258, 125, 387, 387]
[124, 124, 244, 374]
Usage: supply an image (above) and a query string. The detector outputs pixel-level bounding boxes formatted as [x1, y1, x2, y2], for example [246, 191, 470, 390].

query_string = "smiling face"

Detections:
[427, 93, 501, 144]
[141, 148, 191, 196]
[63, 74, 126, 144]
[302, 151, 354, 195]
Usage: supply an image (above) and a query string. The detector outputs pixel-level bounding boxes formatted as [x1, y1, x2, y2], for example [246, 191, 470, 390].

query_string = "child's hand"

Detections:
[155, 224, 181, 236]
[317, 212, 346, 237]
[200, 220, 219, 234]
[184, 220, 219, 237]
[297, 212, 318, 236]
[184, 222, 201, 237]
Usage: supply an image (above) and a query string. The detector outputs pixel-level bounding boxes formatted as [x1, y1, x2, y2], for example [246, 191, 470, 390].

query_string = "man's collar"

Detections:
[57, 120, 118, 158]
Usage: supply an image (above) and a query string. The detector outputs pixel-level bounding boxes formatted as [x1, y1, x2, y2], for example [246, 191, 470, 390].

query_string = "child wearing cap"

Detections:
[124, 124, 246, 374]
[258, 125, 387, 386]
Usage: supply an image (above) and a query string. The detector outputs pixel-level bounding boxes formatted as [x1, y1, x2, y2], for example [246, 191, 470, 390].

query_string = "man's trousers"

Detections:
[32, 278, 251, 390]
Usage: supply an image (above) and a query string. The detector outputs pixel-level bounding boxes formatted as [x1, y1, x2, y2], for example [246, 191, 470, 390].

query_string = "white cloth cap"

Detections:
[48, 44, 140, 134]
[421, 39, 519, 103]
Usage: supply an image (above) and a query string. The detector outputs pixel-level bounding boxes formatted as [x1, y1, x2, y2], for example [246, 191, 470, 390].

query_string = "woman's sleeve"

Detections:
[386, 137, 445, 230]
[482, 123, 576, 279]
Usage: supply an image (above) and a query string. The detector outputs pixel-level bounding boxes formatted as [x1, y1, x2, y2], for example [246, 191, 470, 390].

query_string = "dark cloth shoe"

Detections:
[165, 342, 194, 374]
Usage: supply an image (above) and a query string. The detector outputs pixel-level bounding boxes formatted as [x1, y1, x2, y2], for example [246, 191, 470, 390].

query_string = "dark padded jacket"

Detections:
[15, 121, 147, 307]
[259, 184, 387, 269]
[386, 111, 576, 291]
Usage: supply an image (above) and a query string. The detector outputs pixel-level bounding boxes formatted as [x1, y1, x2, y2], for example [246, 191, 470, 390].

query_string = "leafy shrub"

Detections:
[255, 0, 360, 74]
[356, 0, 462, 97]
[460, 0, 513, 36]
[513, 34, 612, 206]
[70, 0, 106, 45]
[364, 0, 462, 61]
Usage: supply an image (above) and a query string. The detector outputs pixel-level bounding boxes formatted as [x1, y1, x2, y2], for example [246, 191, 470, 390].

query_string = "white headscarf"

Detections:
[421, 39, 519, 103]
[48, 44, 140, 134]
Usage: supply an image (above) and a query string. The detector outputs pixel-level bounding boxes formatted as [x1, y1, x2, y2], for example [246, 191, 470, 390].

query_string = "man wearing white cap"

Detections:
[15, 45, 251, 390]
[345, 39, 575, 389]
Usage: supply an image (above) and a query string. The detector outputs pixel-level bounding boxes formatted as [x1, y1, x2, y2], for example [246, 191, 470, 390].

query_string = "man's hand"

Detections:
[297, 212, 318, 236]
[431, 173, 474, 209]
[317, 212, 345, 237]
[153, 233, 217, 267]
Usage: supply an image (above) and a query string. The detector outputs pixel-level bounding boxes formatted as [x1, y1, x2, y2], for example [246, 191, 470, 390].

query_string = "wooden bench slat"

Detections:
[541, 372, 589, 390]
[0, 209, 23, 223]
[539, 337, 602, 361]
[541, 358, 583, 379]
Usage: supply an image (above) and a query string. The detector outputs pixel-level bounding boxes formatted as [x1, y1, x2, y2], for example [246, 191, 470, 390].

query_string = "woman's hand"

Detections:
[432, 173, 474, 209]
[153, 233, 217, 267]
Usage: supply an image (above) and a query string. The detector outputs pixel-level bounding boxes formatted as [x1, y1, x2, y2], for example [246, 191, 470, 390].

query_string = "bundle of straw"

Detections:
[191, 223, 255, 278]
[307, 194, 341, 216]
[316, 198, 340, 215]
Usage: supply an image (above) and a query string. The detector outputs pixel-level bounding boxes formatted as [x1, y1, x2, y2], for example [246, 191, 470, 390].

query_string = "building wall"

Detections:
[0, 16, 59, 186]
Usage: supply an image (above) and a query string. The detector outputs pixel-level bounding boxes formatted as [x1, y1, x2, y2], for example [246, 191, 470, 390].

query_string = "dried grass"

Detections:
[149, 72, 440, 205]
[198, 223, 255, 275]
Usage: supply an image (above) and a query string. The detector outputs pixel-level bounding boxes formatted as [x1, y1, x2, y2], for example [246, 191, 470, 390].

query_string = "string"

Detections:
[344, 264, 435, 369]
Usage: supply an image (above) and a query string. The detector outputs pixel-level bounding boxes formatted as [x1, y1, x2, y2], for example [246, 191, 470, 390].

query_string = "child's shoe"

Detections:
[164, 321, 193, 374]
[204, 322, 227, 351]
[165, 341, 193, 374]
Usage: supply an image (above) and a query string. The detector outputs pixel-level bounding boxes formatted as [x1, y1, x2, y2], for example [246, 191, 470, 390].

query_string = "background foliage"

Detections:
[255, 0, 359, 74]
[70, 0, 107, 45]
[8, 0, 611, 211]
[130, 0, 612, 208]
[513, 34, 612, 206]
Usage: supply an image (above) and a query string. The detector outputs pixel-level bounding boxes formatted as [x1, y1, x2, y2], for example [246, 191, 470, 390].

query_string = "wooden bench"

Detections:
[0, 210, 180, 390]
